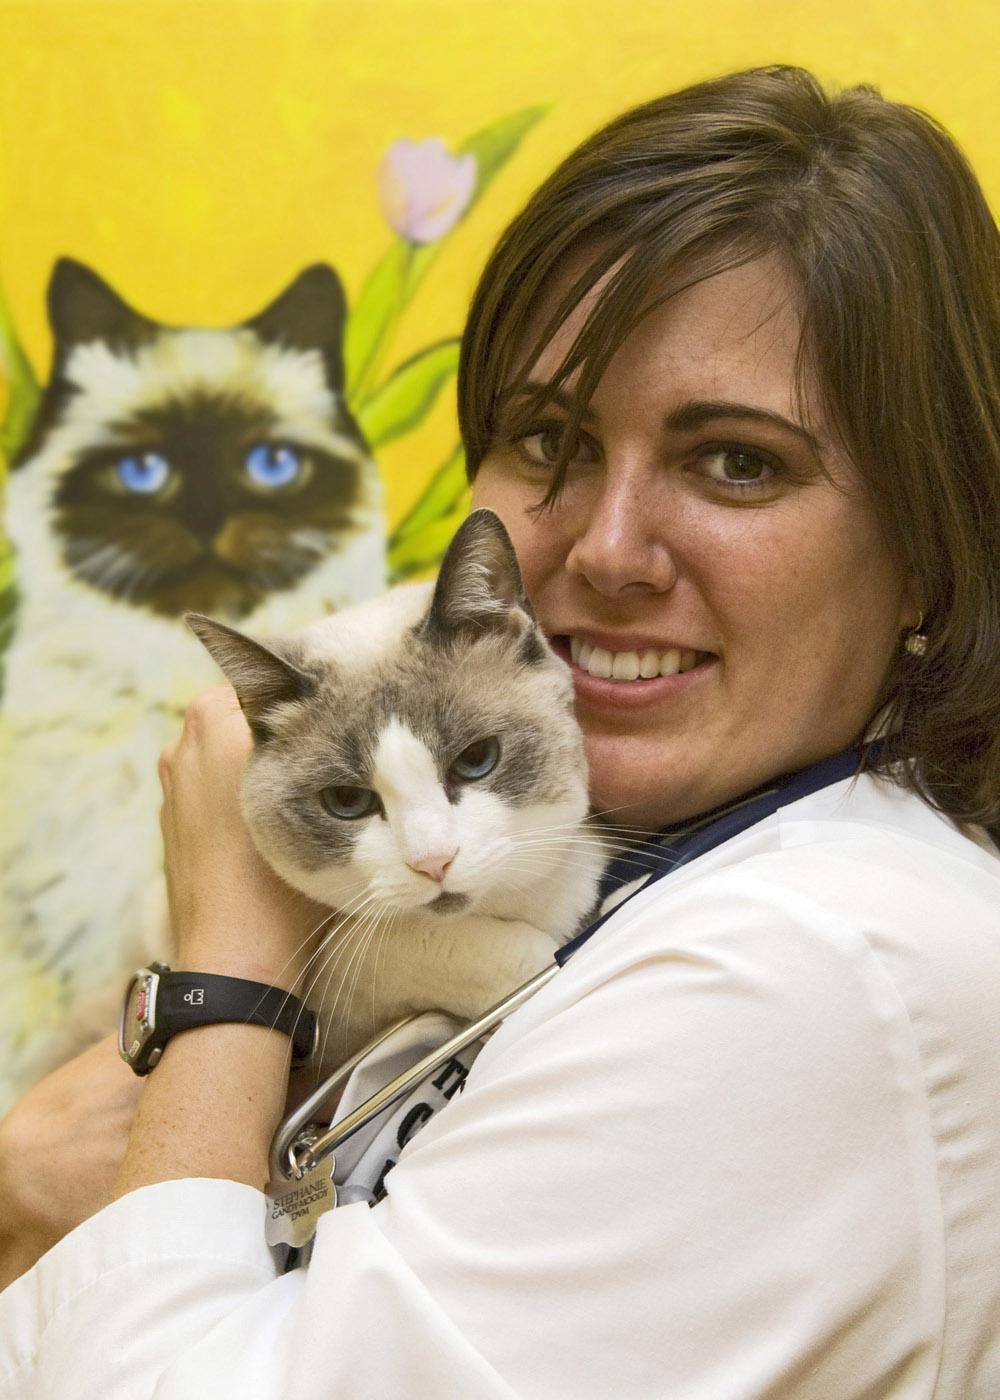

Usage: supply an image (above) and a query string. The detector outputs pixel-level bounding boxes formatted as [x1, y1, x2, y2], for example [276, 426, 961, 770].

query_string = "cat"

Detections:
[186, 509, 608, 1065]
[16, 510, 607, 1081]
[0, 258, 386, 1107]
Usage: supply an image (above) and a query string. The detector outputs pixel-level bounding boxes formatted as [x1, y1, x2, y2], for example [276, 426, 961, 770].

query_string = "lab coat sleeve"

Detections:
[0, 869, 942, 1400]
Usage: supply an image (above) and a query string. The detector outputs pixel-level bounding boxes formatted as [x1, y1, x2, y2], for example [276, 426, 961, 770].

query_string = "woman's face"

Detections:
[471, 253, 917, 828]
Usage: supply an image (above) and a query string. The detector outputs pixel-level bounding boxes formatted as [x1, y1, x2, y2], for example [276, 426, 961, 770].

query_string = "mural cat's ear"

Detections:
[185, 612, 317, 741]
[242, 264, 349, 390]
[423, 509, 541, 655]
[48, 258, 158, 350]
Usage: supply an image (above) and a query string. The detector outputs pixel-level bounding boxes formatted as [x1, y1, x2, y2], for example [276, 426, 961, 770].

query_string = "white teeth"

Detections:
[612, 652, 640, 680]
[569, 637, 709, 682]
[588, 646, 613, 679]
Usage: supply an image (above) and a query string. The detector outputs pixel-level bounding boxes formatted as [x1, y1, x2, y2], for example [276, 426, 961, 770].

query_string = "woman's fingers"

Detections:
[157, 683, 326, 984]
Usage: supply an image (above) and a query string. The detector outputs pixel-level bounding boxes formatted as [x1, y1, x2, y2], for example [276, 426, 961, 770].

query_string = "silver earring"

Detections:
[904, 611, 928, 657]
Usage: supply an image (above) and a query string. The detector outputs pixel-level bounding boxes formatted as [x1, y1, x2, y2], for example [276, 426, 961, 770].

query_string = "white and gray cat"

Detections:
[186, 509, 608, 1064]
[1, 259, 386, 1104]
[16, 510, 606, 1081]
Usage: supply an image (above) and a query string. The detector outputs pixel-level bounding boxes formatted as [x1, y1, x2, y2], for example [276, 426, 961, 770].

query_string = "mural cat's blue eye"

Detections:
[117, 452, 170, 494]
[245, 443, 302, 489]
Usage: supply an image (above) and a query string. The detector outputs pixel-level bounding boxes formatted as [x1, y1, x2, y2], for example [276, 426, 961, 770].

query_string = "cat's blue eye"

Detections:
[320, 785, 380, 820]
[245, 443, 302, 489]
[117, 452, 170, 494]
[451, 737, 501, 782]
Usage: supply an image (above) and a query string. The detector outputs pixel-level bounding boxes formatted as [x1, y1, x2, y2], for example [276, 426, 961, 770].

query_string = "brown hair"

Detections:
[457, 65, 1000, 840]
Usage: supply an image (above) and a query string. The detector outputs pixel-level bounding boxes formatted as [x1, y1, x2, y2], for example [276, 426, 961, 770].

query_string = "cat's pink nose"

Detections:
[407, 850, 457, 884]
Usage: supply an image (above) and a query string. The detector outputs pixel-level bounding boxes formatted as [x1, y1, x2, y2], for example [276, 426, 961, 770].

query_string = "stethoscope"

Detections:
[270, 963, 559, 1183]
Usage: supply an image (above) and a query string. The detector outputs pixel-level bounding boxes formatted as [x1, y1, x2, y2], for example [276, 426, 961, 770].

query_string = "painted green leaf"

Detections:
[344, 242, 414, 408]
[390, 441, 468, 546]
[388, 502, 469, 583]
[345, 104, 547, 405]
[0, 280, 40, 466]
[357, 339, 460, 449]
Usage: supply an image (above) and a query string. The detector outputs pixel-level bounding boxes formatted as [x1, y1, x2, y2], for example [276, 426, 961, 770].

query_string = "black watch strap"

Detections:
[157, 972, 317, 1066]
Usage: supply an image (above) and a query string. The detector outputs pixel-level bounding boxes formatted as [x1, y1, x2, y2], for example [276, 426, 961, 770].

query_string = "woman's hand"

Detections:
[158, 684, 328, 989]
[105, 687, 333, 1200]
[0, 1035, 142, 1289]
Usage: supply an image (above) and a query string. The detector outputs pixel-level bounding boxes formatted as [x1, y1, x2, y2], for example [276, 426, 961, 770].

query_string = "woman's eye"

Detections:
[245, 443, 304, 489]
[116, 451, 171, 494]
[451, 737, 501, 782]
[320, 785, 380, 820]
[696, 445, 780, 491]
[516, 423, 597, 470]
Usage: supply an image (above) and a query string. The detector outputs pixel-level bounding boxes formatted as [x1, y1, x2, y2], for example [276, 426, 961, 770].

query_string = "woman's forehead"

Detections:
[515, 252, 826, 439]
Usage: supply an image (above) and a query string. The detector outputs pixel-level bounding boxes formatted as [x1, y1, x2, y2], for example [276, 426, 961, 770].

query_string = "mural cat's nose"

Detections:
[407, 849, 458, 884]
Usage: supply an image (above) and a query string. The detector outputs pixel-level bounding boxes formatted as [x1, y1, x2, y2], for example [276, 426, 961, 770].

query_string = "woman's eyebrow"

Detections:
[507, 383, 817, 448]
[666, 400, 823, 454]
[506, 386, 823, 455]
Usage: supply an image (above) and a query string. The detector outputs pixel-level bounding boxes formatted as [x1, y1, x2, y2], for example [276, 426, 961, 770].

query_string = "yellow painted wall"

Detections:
[0, 0, 996, 526]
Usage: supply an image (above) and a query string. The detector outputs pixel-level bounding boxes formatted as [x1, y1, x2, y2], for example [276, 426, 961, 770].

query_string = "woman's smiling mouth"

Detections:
[548, 634, 718, 707]
[568, 635, 712, 680]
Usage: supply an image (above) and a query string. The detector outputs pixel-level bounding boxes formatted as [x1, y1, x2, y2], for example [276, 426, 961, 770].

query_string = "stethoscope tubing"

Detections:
[271, 963, 560, 1182]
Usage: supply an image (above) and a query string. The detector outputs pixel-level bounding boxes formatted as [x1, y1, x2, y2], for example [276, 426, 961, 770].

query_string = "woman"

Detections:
[2, 66, 999, 1398]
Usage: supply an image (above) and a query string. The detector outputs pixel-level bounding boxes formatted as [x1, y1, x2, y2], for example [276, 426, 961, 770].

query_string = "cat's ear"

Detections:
[48, 259, 158, 350]
[423, 509, 541, 654]
[242, 265, 349, 390]
[185, 613, 316, 741]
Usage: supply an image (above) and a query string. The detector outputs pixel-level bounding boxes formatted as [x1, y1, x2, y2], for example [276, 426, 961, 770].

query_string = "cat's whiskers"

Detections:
[274, 892, 375, 1044]
[372, 911, 396, 1035]
[317, 901, 393, 1070]
[518, 810, 667, 842]
[512, 831, 654, 855]
[306, 912, 382, 1078]
[248, 890, 372, 1053]
[504, 853, 664, 888]
[362, 906, 400, 1043]
[70, 540, 147, 595]
[299, 891, 380, 1007]
[510, 839, 673, 877]
[306, 893, 386, 1009]
[513, 826, 667, 861]
[288, 526, 335, 560]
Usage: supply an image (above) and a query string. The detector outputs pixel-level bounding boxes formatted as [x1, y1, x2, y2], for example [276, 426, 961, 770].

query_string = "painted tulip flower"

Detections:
[378, 137, 477, 245]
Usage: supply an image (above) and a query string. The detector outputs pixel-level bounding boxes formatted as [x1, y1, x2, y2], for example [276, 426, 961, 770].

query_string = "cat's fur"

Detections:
[0, 259, 385, 1104]
[187, 510, 607, 1064]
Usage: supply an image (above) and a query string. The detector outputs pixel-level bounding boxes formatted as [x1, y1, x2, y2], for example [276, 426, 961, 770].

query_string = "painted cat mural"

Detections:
[0, 259, 386, 1101]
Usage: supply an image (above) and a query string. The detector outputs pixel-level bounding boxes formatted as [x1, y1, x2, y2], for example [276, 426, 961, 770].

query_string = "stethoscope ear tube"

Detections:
[271, 962, 560, 1182]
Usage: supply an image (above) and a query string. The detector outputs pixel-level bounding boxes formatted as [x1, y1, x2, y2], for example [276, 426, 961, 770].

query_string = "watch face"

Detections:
[118, 966, 162, 1070]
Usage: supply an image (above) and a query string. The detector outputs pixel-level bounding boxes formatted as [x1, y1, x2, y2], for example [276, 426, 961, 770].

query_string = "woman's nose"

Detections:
[565, 472, 677, 597]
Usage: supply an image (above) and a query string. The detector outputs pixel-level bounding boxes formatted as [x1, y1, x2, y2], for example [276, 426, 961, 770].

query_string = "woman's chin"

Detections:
[582, 731, 724, 832]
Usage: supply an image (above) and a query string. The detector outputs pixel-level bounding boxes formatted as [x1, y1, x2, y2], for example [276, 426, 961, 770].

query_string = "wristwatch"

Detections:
[118, 962, 318, 1075]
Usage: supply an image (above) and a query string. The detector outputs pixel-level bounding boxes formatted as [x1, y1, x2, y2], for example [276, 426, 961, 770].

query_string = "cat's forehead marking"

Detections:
[371, 717, 441, 805]
[58, 330, 362, 465]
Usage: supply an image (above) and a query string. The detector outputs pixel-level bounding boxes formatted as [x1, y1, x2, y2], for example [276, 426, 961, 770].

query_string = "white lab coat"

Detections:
[2, 770, 999, 1399]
